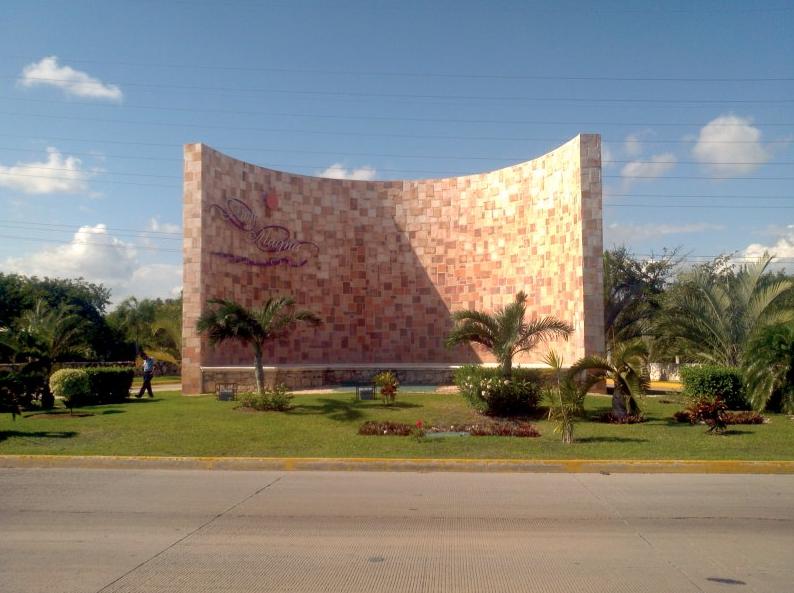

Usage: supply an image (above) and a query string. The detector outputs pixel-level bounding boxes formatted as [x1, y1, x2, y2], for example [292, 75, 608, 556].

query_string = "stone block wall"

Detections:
[182, 135, 604, 394]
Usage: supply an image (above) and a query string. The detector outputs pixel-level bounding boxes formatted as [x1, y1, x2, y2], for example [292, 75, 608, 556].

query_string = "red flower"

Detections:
[416, 420, 424, 428]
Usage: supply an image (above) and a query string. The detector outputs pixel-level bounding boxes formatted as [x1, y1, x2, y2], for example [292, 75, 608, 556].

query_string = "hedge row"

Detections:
[49, 367, 134, 407]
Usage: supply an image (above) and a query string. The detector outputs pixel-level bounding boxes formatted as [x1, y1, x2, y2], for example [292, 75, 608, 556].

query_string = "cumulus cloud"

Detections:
[623, 133, 644, 158]
[18, 56, 123, 102]
[692, 114, 772, 175]
[317, 163, 377, 181]
[0, 147, 91, 194]
[620, 152, 677, 187]
[2, 224, 182, 303]
[743, 225, 794, 260]
[605, 221, 724, 245]
[148, 217, 181, 234]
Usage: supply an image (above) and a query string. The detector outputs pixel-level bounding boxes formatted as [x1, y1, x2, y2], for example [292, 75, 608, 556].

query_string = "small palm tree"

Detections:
[445, 292, 573, 377]
[196, 297, 320, 394]
[569, 340, 650, 418]
[543, 350, 602, 444]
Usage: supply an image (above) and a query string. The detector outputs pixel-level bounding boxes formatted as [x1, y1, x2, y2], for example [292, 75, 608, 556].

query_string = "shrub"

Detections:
[238, 384, 293, 411]
[454, 365, 542, 416]
[84, 367, 134, 404]
[469, 420, 540, 437]
[723, 411, 766, 425]
[596, 411, 646, 424]
[681, 395, 729, 433]
[681, 365, 748, 410]
[358, 420, 413, 436]
[373, 371, 399, 405]
[49, 369, 91, 408]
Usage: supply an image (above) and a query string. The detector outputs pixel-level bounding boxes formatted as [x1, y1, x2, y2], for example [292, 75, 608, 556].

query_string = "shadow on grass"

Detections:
[577, 436, 649, 444]
[290, 398, 421, 422]
[123, 397, 162, 404]
[0, 430, 77, 443]
[100, 409, 125, 415]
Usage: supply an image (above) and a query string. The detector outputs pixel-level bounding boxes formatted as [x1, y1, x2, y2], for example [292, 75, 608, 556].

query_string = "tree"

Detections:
[543, 350, 602, 444]
[603, 247, 678, 347]
[196, 297, 320, 394]
[569, 339, 650, 418]
[106, 296, 183, 364]
[0, 299, 92, 408]
[656, 254, 794, 366]
[742, 322, 794, 413]
[445, 291, 573, 377]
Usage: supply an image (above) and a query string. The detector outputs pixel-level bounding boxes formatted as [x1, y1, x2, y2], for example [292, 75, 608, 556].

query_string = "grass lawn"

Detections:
[1, 391, 792, 460]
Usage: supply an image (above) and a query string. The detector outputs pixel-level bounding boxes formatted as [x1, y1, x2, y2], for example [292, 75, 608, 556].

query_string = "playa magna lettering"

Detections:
[210, 197, 319, 267]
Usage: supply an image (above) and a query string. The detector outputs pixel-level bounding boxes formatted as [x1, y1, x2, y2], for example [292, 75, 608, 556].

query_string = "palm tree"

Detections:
[569, 340, 650, 418]
[0, 299, 92, 408]
[196, 297, 320, 394]
[147, 311, 182, 365]
[742, 322, 794, 413]
[445, 291, 573, 377]
[657, 254, 794, 366]
[543, 350, 602, 444]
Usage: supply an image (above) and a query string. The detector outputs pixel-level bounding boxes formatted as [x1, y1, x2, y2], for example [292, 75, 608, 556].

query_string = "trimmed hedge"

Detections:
[84, 367, 134, 404]
[454, 365, 545, 416]
[49, 367, 133, 407]
[680, 365, 748, 410]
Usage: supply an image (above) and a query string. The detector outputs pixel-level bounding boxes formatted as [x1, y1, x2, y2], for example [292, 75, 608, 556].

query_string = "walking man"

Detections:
[137, 351, 155, 398]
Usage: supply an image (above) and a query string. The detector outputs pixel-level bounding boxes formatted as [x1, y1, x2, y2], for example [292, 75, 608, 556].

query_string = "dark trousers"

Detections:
[138, 372, 154, 398]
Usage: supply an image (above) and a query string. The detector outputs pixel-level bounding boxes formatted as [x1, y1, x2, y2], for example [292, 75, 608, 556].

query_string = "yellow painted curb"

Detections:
[1, 455, 793, 474]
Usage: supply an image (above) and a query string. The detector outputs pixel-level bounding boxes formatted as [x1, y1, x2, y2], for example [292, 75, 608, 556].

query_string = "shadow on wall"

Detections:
[200, 172, 480, 366]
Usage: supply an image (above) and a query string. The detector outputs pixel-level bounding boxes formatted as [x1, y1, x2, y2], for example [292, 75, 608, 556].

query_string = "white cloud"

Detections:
[743, 225, 794, 260]
[606, 221, 724, 245]
[317, 163, 377, 181]
[0, 147, 91, 194]
[692, 114, 772, 175]
[624, 133, 644, 158]
[2, 224, 181, 303]
[18, 56, 123, 102]
[148, 217, 181, 234]
[620, 152, 676, 187]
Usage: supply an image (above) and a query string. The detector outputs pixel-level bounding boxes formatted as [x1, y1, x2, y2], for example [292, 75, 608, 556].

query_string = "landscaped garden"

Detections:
[1, 389, 793, 459]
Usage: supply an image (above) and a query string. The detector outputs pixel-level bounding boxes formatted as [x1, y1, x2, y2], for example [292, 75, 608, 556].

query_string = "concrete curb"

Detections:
[2, 455, 793, 474]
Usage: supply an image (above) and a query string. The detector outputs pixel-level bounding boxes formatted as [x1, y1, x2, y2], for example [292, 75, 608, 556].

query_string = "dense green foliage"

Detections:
[445, 291, 572, 377]
[681, 365, 747, 410]
[742, 323, 794, 413]
[84, 367, 135, 404]
[238, 384, 293, 411]
[49, 369, 91, 408]
[105, 296, 182, 364]
[453, 364, 543, 416]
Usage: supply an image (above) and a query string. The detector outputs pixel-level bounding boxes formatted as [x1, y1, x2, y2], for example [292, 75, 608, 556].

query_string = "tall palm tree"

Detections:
[147, 311, 182, 365]
[657, 254, 794, 366]
[445, 291, 573, 377]
[196, 297, 320, 394]
[569, 339, 650, 418]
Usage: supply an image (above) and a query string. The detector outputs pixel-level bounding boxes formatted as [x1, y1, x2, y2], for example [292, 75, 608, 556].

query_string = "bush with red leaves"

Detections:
[358, 421, 413, 436]
[722, 411, 765, 425]
[470, 421, 540, 437]
[596, 412, 646, 424]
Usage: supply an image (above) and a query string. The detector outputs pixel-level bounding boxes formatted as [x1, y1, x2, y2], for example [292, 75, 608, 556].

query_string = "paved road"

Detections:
[1, 469, 792, 593]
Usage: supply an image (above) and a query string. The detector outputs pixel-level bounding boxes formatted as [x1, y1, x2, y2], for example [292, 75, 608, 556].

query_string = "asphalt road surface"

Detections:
[2, 468, 792, 593]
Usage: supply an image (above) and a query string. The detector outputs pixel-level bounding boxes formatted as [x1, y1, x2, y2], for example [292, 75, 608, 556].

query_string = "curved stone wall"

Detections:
[182, 135, 604, 393]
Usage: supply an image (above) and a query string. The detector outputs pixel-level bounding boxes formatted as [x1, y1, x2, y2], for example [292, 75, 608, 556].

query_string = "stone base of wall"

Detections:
[195, 364, 469, 394]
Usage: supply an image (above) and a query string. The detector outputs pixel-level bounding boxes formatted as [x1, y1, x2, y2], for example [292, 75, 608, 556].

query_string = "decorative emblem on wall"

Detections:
[210, 197, 319, 268]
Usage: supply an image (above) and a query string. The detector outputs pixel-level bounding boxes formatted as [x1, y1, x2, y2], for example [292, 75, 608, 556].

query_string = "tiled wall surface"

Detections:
[182, 135, 604, 394]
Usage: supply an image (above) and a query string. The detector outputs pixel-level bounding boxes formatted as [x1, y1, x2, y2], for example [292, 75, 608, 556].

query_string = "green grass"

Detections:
[131, 375, 181, 386]
[1, 391, 792, 460]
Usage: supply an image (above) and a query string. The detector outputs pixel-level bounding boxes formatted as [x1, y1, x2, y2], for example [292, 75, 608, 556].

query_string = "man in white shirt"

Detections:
[137, 352, 155, 398]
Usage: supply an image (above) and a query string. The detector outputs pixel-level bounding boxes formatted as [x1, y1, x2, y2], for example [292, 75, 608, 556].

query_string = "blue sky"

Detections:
[0, 0, 792, 303]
